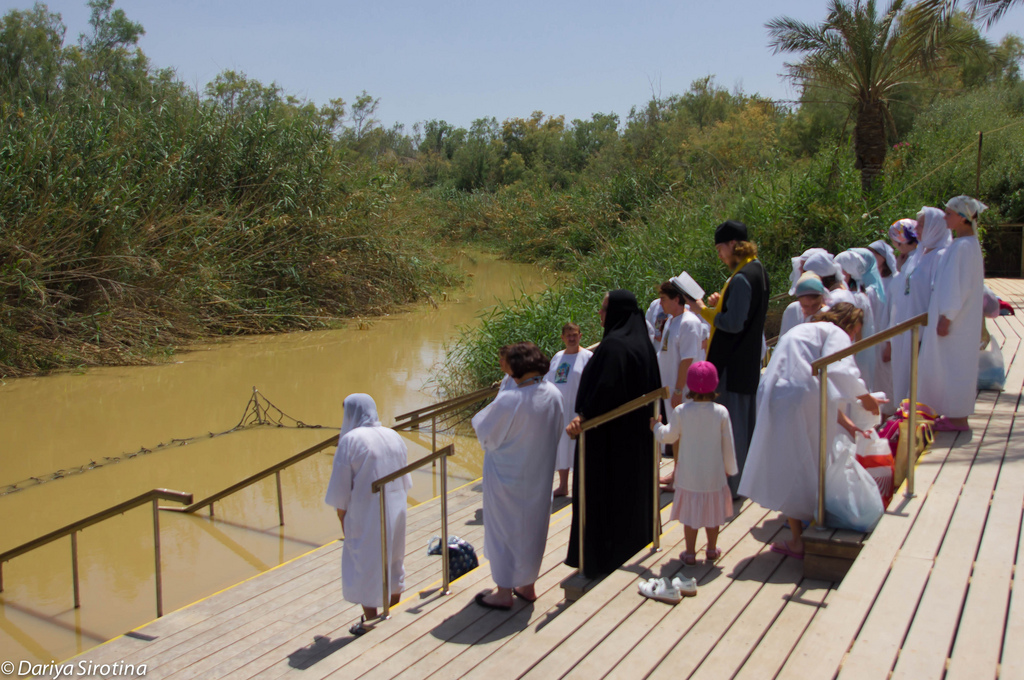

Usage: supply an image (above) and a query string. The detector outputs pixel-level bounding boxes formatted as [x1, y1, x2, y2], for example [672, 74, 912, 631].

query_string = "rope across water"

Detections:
[0, 387, 338, 497]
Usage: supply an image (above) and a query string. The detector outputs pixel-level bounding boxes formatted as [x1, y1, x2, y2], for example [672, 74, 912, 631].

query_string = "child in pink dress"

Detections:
[652, 361, 738, 564]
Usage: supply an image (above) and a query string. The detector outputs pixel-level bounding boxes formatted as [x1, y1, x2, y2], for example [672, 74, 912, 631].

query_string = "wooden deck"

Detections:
[69, 278, 1024, 679]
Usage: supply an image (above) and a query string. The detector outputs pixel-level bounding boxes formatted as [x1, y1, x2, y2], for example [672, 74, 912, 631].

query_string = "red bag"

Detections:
[855, 432, 895, 508]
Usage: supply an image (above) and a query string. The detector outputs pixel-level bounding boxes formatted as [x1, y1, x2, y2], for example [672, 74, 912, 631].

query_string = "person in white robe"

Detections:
[917, 196, 987, 431]
[889, 207, 951, 405]
[324, 393, 412, 632]
[545, 323, 593, 497]
[881, 219, 919, 397]
[472, 341, 564, 609]
[867, 239, 898, 414]
[739, 303, 881, 558]
[779, 273, 829, 338]
[836, 248, 885, 390]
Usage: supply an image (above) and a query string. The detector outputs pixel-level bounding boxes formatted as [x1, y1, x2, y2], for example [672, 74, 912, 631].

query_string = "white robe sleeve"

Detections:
[821, 327, 868, 400]
[472, 391, 520, 451]
[324, 437, 356, 510]
[654, 405, 682, 445]
[779, 302, 800, 338]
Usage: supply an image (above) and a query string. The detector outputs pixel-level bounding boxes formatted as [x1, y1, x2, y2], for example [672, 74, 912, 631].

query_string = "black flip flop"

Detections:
[513, 588, 538, 602]
[475, 592, 512, 610]
[349, 615, 372, 636]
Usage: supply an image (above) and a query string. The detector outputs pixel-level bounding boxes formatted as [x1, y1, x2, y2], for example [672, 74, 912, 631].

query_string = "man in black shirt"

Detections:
[693, 220, 769, 498]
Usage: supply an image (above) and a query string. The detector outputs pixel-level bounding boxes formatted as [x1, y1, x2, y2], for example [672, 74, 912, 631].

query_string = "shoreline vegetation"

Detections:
[4, 2, 1024, 388]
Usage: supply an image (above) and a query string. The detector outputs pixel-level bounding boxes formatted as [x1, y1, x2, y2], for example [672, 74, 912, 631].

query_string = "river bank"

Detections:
[0, 251, 549, 665]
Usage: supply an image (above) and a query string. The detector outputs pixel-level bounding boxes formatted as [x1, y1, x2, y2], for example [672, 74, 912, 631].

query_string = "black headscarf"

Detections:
[575, 289, 661, 419]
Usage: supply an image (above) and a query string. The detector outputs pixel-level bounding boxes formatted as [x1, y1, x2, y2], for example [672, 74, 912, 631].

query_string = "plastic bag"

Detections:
[855, 431, 895, 509]
[427, 535, 478, 579]
[978, 336, 1006, 391]
[826, 436, 885, 532]
[983, 286, 1001, 319]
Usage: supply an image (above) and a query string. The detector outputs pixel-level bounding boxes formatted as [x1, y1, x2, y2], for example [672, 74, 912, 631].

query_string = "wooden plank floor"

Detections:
[67, 278, 1024, 679]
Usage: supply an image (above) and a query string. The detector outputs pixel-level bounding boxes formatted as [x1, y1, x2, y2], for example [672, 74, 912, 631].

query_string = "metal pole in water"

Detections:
[275, 471, 285, 526]
[379, 489, 390, 620]
[652, 399, 661, 552]
[817, 365, 829, 527]
[71, 532, 80, 609]
[153, 500, 163, 617]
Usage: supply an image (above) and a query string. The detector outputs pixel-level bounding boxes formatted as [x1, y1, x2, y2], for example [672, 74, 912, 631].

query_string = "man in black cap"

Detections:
[692, 220, 769, 498]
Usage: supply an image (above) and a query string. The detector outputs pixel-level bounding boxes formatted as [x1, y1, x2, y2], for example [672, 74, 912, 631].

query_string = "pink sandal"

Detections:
[705, 548, 722, 562]
[681, 551, 697, 565]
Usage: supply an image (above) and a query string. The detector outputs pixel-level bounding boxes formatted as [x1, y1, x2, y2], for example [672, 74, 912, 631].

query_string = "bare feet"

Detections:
[513, 584, 538, 602]
[475, 589, 513, 610]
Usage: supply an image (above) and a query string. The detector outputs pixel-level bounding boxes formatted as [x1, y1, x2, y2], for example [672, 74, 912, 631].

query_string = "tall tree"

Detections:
[768, 0, 984, 192]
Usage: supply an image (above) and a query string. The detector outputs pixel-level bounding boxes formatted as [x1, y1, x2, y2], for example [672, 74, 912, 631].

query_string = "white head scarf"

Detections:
[340, 393, 381, 438]
[867, 239, 898, 276]
[945, 195, 988, 235]
[786, 248, 835, 292]
[836, 248, 886, 307]
[788, 248, 831, 295]
[917, 207, 953, 251]
[803, 250, 842, 279]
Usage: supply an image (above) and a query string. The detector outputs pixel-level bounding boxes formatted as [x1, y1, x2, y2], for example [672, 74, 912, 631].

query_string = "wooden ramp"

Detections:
[69, 278, 1024, 679]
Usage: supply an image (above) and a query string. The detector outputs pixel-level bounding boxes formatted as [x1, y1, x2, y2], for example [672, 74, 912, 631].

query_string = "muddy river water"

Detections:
[0, 252, 548, 665]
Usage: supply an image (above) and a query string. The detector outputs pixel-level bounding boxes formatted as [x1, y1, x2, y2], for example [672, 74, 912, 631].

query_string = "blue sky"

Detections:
[5, 0, 1024, 130]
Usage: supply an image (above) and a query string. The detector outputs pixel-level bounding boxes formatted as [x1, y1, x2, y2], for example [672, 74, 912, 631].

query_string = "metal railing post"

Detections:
[907, 325, 920, 498]
[432, 416, 437, 469]
[816, 364, 829, 527]
[71, 532, 80, 609]
[652, 399, 661, 552]
[578, 431, 587, 574]
[275, 471, 285, 526]
[379, 487, 391, 620]
[152, 499, 163, 617]
[440, 453, 451, 595]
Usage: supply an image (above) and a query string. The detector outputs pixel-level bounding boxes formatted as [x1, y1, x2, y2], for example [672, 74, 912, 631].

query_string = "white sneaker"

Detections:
[638, 577, 682, 604]
[671, 575, 698, 597]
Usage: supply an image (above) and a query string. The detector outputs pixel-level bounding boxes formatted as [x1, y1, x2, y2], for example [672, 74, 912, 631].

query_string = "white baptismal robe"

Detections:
[850, 288, 878, 391]
[324, 426, 412, 608]
[739, 322, 867, 521]
[472, 380, 564, 588]
[545, 348, 594, 470]
[890, 247, 945, 402]
[779, 301, 829, 338]
[917, 236, 984, 417]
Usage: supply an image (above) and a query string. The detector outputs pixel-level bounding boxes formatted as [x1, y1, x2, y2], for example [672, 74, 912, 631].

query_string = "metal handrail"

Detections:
[810, 313, 928, 527]
[161, 435, 340, 521]
[372, 443, 455, 620]
[0, 488, 193, 617]
[393, 384, 499, 426]
[576, 386, 669, 574]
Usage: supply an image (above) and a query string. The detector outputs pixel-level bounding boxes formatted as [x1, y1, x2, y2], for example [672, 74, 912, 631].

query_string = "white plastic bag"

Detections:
[825, 436, 885, 532]
[978, 336, 1005, 391]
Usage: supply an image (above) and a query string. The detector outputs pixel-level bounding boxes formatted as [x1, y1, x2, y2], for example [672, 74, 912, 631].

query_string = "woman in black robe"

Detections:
[565, 289, 662, 577]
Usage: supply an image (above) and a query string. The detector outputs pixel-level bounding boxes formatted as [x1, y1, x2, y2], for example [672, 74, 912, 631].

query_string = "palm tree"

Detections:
[910, 0, 1021, 26]
[768, 0, 985, 192]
